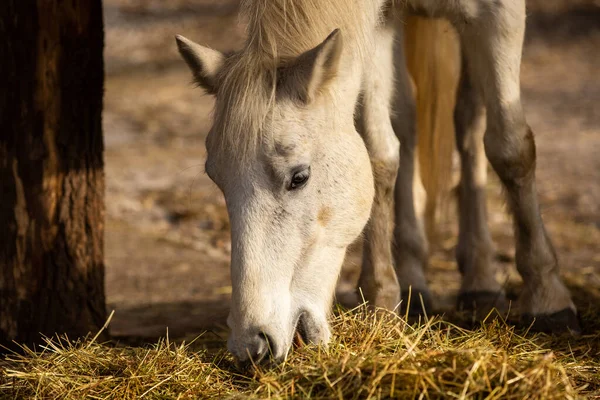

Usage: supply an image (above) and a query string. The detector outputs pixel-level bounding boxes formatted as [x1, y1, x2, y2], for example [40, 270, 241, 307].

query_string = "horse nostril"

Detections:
[259, 332, 277, 359]
[232, 331, 279, 368]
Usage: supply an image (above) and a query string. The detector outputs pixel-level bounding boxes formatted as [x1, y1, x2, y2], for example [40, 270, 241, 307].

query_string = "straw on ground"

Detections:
[1, 306, 599, 399]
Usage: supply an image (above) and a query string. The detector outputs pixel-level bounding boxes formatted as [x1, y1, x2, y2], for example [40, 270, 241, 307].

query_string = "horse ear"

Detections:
[175, 35, 224, 94]
[279, 29, 343, 104]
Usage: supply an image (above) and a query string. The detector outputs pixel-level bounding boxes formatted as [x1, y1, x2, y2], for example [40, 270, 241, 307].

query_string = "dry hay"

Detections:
[1, 306, 599, 399]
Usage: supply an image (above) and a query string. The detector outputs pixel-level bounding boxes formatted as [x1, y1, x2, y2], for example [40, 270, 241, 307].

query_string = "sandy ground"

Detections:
[102, 0, 600, 341]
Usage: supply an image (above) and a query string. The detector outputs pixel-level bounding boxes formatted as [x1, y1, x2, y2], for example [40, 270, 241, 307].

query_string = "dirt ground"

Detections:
[102, 0, 600, 342]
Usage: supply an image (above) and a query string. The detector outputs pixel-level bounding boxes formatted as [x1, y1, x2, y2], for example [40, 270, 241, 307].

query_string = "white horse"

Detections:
[176, 0, 579, 364]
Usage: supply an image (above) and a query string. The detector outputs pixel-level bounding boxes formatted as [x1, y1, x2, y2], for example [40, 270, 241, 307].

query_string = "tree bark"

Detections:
[0, 0, 106, 348]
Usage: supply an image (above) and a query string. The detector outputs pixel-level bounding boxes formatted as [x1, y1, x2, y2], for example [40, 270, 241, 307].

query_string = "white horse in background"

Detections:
[176, 0, 579, 364]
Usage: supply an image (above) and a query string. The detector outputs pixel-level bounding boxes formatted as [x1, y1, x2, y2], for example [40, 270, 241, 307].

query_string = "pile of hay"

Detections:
[1, 306, 599, 399]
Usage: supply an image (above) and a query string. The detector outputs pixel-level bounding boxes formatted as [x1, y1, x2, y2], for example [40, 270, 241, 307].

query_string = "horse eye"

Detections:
[289, 167, 310, 190]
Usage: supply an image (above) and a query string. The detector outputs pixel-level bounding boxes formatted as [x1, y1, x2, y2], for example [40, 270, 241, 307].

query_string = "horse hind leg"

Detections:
[452, 0, 579, 333]
[454, 49, 508, 318]
[355, 23, 401, 310]
[390, 20, 432, 317]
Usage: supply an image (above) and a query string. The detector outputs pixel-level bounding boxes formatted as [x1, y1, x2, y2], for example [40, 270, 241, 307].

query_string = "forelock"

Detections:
[211, 51, 277, 162]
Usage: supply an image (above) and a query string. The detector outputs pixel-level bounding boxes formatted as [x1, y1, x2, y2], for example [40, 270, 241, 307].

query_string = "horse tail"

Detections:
[404, 15, 460, 240]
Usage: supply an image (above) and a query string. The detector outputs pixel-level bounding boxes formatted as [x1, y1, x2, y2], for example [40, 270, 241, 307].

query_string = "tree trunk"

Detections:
[0, 0, 106, 348]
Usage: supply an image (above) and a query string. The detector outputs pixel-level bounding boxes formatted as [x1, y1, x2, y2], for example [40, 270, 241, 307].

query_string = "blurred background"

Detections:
[102, 0, 600, 341]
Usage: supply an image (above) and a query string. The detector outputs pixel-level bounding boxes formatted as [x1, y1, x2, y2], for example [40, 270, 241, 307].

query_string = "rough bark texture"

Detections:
[0, 0, 106, 348]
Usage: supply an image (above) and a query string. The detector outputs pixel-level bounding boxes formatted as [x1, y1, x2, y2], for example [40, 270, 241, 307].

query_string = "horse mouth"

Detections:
[292, 312, 310, 348]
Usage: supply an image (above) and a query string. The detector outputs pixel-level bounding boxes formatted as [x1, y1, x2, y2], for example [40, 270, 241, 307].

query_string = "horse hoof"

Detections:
[400, 290, 432, 319]
[521, 308, 581, 336]
[456, 291, 508, 320]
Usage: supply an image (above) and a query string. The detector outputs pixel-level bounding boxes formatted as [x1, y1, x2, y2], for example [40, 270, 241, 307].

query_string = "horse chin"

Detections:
[292, 313, 309, 348]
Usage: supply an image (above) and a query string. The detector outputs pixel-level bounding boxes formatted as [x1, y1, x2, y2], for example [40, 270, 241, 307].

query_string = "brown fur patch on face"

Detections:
[318, 206, 332, 226]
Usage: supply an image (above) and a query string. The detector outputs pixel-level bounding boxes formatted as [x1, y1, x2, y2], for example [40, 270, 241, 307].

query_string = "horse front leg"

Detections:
[356, 24, 401, 310]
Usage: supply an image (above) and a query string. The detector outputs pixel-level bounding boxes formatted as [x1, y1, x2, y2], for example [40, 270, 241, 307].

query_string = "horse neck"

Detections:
[243, 0, 384, 125]
[243, 0, 383, 57]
